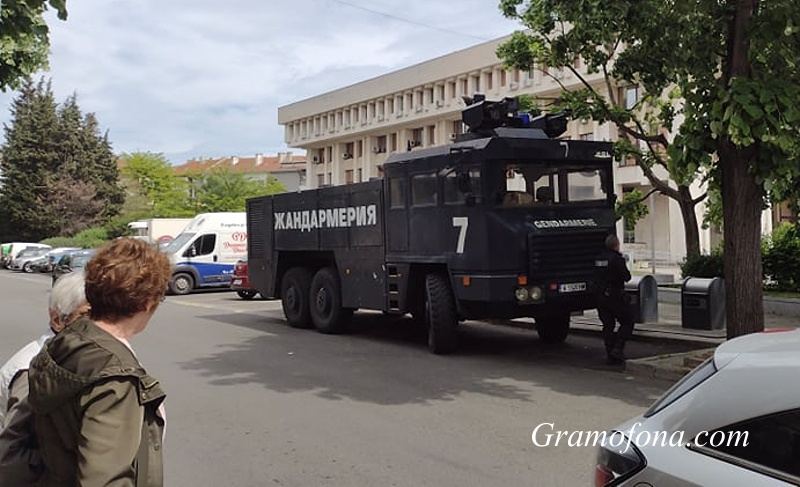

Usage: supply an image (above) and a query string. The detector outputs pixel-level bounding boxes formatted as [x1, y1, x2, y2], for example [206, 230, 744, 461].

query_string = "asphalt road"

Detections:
[0, 270, 707, 486]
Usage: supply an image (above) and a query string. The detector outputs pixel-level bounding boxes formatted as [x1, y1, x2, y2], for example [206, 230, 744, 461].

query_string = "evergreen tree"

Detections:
[0, 79, 60, 240]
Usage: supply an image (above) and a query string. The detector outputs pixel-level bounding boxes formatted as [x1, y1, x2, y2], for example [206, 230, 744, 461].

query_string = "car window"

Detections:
[185, 234, 216, 257]
[643, 357, 716, 418]
[691, 408, 800, 483]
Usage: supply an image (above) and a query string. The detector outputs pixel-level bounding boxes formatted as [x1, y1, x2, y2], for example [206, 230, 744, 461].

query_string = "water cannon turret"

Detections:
[528, 112, 569, 138]
[458, 94, 569, 140]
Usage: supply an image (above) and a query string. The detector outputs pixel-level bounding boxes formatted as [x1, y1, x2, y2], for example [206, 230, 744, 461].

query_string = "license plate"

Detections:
[559, 282, 586, 293]
[232, 279, 242, 286]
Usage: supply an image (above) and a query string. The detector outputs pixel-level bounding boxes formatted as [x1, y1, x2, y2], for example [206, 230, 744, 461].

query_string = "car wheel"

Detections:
[237, 290, 257, 300]
[281, 267, 314, 329]
[537, 314, 571, 344]
[309, 267, 352, 334]
[425, 272, 458, 354]
[22, 262, 33, 273]
[168, 273, 194, 296]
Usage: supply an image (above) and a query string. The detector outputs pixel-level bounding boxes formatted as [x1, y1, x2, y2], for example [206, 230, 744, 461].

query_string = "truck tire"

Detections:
[537, 314, 570, 344]
[281, 267, 314, 328]
[425, 273, 458, 354]
[309, 267, 352, 334]
[237, 290, 257, 300]
[169, 273, 194, 296]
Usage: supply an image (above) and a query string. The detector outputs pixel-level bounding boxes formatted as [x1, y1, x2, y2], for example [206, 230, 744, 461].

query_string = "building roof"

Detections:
[172, 152, 306, 176]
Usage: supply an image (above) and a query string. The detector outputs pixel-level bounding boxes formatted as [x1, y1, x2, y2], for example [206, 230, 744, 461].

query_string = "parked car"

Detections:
[230, 259, 260, 300]
[37, 247, 82, 273]
[10, 247, 52, 272]
[594, 328, 800, 486]
[4, 243, 51, 269]
[51, 249, 96, 285]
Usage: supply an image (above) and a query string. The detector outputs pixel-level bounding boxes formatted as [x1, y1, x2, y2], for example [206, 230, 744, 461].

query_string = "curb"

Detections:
[623, 348, 716, 381]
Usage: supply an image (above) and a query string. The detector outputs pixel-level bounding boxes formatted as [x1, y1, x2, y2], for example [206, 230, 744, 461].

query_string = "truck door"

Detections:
[183, 233, 228, 285]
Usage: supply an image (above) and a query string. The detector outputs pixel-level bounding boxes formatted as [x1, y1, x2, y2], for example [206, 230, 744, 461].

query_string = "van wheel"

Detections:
[425, 273, 458, 354]
[309, 267, 352, 334]
[537, 314, 570, 344]
[169, 273, 194, 296]
[237, 290, 257, 300]
[281, 267, 314, 328]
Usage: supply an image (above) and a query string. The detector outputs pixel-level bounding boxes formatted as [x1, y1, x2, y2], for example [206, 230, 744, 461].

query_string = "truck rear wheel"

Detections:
[425, 273, 458, 354]
[281, 267, 314, 328]
[309, 267, 352, 334]
[169, 273, 194, 296]
[537, 314, 571, 344]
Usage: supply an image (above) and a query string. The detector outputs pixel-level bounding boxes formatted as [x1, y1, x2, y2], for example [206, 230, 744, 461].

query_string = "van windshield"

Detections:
[163, 233, 195, 254]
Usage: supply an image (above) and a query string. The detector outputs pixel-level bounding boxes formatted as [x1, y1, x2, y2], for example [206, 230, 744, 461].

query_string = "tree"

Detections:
[615, 189, 650, 236]
[1, 0, 67, 90]
[119, 152, 192, 217]
[194, 169, 286, 212]
[498, 0, 800, 339]
[497, 4, 706, 259]
[0, 78, 124, 240]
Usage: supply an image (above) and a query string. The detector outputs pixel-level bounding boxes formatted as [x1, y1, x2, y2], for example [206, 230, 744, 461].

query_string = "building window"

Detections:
[500, 70, 507, 86]
[411, 173, 437, 206]
[427, 125, 436, 146]
[357, 168, 363, 183]
[449, 81, 457, 99]
[317, 173, 325, 187]
[390, 133, 398, 152]
[327, 172, 332, 185]
[579, 132, 595, 141]
[485, 71, 493, 91]
[622, 85, 639, 110]
[452, 120, 464, 135]
[438, 85, 445, 102]
[460, 78, 468, 95]
[376, 135, 387, 153]
[388, 98, 394, 114]
[356, 140, 363, 158]
[345, 170, 354, 184]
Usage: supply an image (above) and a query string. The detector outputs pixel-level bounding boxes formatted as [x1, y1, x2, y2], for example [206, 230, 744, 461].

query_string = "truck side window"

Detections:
[390, 177, 406, 208]
[411, 173, 437, 206]
[444, 170, 481, 204]
[185, 234, 217, 257]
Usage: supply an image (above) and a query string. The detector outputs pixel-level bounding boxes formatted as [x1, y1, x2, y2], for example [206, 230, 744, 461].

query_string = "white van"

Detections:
[162, 212, 247, 295]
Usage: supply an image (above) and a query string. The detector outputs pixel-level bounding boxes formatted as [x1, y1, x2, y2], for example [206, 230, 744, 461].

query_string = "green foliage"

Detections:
[516, 94, 542, 116]
[762, 223, 800, 292]
[119, 152, 192, 217]
[39, 226, 110, 249]
[0, 0, 68, 91]
[615, 189, 649, 231]
[0, 79, 122, 240]
[193, 169, 286, 212]
[680, 246, 725, 279]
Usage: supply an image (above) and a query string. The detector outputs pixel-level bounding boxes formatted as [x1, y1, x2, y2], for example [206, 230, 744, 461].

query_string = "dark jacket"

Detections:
[27, 317, 165, 487]
[594, 248, 632, 305]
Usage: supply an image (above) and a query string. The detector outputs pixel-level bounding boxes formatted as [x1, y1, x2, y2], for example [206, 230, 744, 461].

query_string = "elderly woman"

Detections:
[28, 238, 172, 486]
[0, 271, 89, 485]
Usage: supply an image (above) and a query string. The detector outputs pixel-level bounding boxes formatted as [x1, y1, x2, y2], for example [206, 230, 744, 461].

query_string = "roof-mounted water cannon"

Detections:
[458, 94, 568, 139]
[528, 112, 569, 138]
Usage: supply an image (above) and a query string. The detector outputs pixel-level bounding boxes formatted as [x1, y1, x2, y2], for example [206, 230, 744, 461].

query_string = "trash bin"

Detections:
[681, 277, 725, 330]
[625, 275, 659, 323]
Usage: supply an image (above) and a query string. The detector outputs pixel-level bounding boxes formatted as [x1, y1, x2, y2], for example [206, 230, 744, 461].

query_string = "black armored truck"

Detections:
[246, 95, 618, 354]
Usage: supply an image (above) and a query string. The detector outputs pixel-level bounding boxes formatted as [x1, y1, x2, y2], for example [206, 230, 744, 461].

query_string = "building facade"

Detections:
[277, 35, 781, 274]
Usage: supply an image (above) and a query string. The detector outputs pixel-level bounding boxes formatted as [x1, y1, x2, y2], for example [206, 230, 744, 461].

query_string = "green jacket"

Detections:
[27, 317, 166, 487]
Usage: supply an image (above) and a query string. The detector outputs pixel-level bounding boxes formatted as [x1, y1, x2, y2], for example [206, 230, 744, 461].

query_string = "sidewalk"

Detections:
[569, 300, 800, 381]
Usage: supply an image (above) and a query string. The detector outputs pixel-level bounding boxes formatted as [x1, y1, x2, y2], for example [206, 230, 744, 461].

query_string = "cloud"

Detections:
[0, 0, 520, 163]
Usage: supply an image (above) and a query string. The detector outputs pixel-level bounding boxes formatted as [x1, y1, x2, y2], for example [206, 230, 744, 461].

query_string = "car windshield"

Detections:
[163, 233, 195, 254]
[71, 255, 92, 267]
[494, 162, 610, 207]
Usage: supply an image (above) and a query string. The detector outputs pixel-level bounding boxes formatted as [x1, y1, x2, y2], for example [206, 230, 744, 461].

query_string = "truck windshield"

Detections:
[162, 233, 195, 254]
[495, 162, 609, 207]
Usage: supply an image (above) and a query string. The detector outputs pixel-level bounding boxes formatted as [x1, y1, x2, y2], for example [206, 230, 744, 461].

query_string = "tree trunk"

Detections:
[677, 185, 701, 258]
[719, 0, 762, 339]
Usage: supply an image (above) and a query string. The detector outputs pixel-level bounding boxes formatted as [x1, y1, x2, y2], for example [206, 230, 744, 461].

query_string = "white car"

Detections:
[595, 328, 800, 486]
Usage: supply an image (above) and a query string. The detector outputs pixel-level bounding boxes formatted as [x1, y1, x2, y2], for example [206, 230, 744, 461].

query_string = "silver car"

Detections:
[595, 328, 800, 486]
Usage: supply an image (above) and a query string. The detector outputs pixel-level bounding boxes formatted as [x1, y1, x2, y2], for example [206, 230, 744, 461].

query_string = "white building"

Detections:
[277, 34, 781, 275]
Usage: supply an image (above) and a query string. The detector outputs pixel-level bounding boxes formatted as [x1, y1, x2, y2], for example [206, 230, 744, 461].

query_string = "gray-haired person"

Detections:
[593, 234, 634, 364]
[0, 272, 90, 485]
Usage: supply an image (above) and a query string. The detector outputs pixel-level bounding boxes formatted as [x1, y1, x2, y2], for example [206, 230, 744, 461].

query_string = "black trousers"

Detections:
[598, 300, 635, 352]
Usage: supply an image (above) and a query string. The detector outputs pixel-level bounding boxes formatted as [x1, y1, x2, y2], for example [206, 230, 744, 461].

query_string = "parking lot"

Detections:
[1, 269, 706, 485]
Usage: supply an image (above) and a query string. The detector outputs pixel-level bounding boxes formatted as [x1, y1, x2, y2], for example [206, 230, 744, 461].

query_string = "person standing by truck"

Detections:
[593, 234, 634, 364]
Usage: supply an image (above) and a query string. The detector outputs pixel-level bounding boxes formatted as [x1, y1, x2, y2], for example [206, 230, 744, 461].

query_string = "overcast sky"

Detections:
[0, 0, 520, 164]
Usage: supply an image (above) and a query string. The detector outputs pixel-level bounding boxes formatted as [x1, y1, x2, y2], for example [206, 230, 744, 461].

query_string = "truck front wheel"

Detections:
[425, 273, 458, 354]
[309, 267, 352, 334]
[281, 267, 314, 328]
[536, 314, 571, 344]
[169, 273, 194, 296]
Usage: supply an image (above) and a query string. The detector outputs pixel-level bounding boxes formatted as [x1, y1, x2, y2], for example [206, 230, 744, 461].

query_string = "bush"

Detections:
[763, 223, 800, 292]
[40, 226, 110, 249]
[680, 246, 724, 279]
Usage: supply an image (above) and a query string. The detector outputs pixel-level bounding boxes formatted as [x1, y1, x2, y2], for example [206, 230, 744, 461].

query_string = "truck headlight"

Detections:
[515, 287, 529, 301]
[529, 286, 543, 301]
